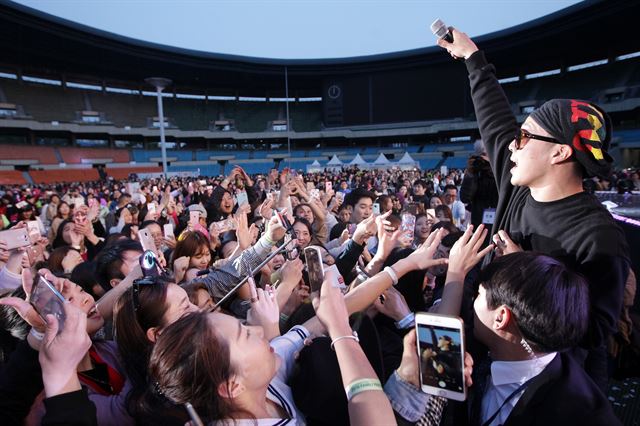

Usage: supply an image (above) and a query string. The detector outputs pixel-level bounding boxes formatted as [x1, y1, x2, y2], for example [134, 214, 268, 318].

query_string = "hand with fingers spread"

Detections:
[404, 228, 448, 271]
[492, 230, 522, 257]
[448, 224, 495, 276]
[246, 280, 280, 341]
[39, 303, 92, 397]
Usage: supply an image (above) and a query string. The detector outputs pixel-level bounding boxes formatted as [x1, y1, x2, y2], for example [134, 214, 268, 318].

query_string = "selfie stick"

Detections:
[211, 236, 296, 311]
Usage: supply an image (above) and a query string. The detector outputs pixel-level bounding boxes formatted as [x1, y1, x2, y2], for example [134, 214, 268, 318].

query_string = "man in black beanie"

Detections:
[437, 29, 630, 392]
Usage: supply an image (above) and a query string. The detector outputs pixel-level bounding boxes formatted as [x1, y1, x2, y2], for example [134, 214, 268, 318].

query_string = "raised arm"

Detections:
[437, 28, 519, 189]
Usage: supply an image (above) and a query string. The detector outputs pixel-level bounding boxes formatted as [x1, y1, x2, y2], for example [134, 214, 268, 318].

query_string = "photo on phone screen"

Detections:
[304, 246, 324, 293]
[401, 213, 416, 239]
[416, 313, 466, 401]
[30, 276, 66, 334]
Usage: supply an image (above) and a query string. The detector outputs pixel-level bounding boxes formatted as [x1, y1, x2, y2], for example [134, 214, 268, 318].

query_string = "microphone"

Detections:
[430, 18, 453, 43]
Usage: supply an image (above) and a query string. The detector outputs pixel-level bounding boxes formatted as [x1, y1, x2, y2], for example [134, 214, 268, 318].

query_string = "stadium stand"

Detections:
[0, 170, 27, 185]
[30, 168, 100, 184]
[105, 166, 162, 180]
[58, 147, 130, 164]
[0, 145, 57, 165]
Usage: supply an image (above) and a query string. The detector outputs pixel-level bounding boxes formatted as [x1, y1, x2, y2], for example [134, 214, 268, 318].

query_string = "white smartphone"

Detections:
[138, 228, 158, 255]
[415, 312, 466, 401]
[373, 203, 381, 215]
[163, 223, 174, 238]
[325, 181, 333, 192]
[147, 203, 157, 215]
[304, 246, 324, 294]
[0, 228, 31, 250]
[236, 191, 249, 207]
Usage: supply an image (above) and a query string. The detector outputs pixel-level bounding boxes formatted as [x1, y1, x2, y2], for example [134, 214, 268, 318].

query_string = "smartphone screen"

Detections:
[304, 246, 324, 293]
[30, 276, 66, 334]
[416, 313, 466, 401]
[373, 203, 381, 215]
[163, 223, 174, 238]
[236, 191, 249, 207]
[148, 203, 156, 215]
[0, 228, 31, 250]
[401, 213, 416, 239]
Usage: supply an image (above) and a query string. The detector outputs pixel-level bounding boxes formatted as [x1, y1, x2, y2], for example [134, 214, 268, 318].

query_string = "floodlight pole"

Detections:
[145, 77, 172, 178]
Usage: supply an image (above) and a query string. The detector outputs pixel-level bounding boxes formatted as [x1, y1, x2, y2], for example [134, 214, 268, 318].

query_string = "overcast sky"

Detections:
[15, 0, 581, 59]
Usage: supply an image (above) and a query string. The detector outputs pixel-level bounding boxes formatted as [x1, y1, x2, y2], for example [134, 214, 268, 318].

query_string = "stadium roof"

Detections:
[0, 0, 638, 93]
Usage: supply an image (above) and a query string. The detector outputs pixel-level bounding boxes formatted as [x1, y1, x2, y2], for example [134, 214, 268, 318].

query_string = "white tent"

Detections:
[349, 153, 368, 167]
[326, 155, 343, 166]
[306, 160, 323, 173]
[396, 152, 420, 170]
[326, 155, 344, 171]
[372, 153, 391, 166]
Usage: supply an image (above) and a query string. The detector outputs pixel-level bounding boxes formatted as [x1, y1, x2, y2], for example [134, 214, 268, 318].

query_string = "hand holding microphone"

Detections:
[431, 19, 479, 60]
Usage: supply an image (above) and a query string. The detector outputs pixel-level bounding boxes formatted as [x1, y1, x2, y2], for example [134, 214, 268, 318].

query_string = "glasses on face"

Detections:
[514, 128, 560, 150]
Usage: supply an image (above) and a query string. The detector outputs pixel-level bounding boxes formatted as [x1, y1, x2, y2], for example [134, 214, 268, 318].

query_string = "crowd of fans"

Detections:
[0, 25, 638, 426]
[0, 160, 632, 425]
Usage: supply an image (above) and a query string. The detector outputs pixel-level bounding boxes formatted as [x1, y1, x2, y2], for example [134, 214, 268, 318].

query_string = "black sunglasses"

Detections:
[514, 129, 560, 150]
[132, 276, 157, 312]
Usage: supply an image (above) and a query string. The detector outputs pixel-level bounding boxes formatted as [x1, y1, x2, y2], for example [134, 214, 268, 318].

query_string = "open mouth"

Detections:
[88, 305, 100, 319]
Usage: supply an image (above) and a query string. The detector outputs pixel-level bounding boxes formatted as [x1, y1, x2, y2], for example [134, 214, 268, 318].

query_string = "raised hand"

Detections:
[448, 224, 495, 276]
[436, 27, 479, 60]
[246, 280, 280, 341]
[404, 228, 448, 270]
[39, 303, 92, 397]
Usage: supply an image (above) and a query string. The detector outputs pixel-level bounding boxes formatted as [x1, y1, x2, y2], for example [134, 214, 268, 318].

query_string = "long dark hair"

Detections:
[113, 275, 174, 419]
[52, 218, 75, 249]
[144, 312, 241, 423]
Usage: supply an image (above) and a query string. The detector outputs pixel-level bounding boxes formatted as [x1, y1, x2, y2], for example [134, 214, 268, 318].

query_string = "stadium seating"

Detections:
[58, 147, 130, 164]
[1, 79, 80, 123]
[87, 92, 155, 128]
[30, 168, 100, 184]
[105, 167, 162, 180]
[0, 170, 27, 185]
[0, 145, 58, 164]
